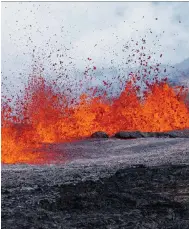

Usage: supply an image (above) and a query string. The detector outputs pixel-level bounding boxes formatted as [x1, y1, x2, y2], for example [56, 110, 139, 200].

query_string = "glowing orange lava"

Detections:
[2, 74, 189, 164]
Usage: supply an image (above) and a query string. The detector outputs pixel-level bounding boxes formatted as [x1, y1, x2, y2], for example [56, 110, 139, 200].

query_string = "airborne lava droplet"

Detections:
[2, 33, 189, 164]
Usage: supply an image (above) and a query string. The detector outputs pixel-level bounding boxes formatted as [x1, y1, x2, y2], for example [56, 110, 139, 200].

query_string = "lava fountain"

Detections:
[2, 71, 189, 164]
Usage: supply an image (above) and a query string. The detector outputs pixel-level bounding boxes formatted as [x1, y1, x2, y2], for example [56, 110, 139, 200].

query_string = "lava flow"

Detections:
[1, 72, 189, 164]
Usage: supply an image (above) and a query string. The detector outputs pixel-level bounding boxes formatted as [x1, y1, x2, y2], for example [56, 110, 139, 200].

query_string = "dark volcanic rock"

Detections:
[114, 129, 189, 139]
[2, 138, 189, 229]
[91, 131, 109, 138]
[165, 129, 189, 138]
[114, 131, 144, 139]
[146, 130, 189, 138]
[140, 132, 173, 138]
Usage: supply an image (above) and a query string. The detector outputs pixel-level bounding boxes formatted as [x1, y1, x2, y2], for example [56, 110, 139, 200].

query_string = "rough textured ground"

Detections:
[114, 129, 189, 139]
[2, 137, 189, 229]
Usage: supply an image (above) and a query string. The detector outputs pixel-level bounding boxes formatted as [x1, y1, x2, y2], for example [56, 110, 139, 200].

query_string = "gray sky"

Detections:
[2, 2, 189, 96]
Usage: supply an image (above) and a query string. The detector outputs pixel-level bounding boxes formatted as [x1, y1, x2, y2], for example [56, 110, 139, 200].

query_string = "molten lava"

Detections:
[2, 74, 189, 164]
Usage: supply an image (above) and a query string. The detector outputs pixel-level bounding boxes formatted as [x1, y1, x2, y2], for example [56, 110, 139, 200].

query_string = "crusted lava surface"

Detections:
[2, 137, 189, 229]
